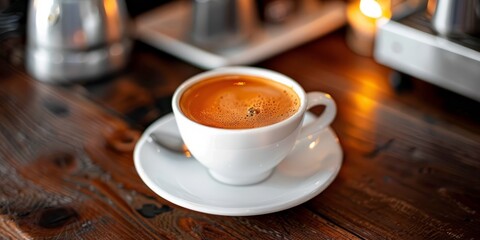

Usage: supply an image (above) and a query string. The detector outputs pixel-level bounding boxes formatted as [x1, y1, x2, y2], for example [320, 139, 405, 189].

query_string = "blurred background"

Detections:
[1, 0, 479, 127]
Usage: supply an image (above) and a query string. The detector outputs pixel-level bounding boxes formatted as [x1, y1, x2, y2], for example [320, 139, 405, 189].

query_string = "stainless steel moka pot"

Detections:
[26, 0, 132, 83]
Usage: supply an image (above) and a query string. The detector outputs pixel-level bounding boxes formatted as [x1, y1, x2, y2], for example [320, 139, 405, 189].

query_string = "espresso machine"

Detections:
[374, 0, 480, 102]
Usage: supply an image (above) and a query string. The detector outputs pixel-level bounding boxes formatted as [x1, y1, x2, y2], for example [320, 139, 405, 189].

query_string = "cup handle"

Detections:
[298, 92, 337, 139]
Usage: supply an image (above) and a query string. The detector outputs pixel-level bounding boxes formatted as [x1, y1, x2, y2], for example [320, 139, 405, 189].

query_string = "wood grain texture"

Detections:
[257, 31, 480, 239]
[1, 28, 479, 239]
[0, 50, 358, 239]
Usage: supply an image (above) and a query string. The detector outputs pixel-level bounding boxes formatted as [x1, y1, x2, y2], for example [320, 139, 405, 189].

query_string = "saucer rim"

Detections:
[134, 113, 343, 216]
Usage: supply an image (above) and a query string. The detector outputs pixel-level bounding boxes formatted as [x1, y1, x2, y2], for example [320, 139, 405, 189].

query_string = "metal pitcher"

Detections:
[190, 0, 256, 50]
[26, 0, 132, 83]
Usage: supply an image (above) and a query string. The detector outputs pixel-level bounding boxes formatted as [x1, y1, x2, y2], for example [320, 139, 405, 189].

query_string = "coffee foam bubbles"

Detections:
[180, 75, 300, 129]
[200, 90, 299, 129]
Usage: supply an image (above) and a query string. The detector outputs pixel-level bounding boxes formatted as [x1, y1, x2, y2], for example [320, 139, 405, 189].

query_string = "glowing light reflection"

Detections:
[359, 0, 383, 19]
[103, 0, 120, 40]
[309, 139, 320, 149]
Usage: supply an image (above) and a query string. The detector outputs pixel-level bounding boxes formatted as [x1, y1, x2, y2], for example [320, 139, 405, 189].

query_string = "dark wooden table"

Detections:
[1, 28, 479, 239]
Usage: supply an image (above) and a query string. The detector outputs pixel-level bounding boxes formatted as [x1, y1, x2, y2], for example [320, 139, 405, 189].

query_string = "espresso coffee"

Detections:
[180, 74, 300, 129]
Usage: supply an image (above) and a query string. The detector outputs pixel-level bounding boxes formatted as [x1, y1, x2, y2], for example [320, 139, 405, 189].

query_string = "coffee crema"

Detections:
[179, 74, 300, 129]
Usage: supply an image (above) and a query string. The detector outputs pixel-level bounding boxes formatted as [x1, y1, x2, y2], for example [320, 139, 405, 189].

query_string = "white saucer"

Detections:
[134, 113, 343, 216]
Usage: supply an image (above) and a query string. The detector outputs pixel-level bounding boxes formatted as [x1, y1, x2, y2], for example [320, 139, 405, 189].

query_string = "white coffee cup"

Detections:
[172, 67, 336, 185]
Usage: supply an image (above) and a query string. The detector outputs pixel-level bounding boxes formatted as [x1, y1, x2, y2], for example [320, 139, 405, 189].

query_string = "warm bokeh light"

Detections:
[346, 0, 391, 56]
[353, 79, 378, 114]
[104, 0, 121, 41]
[359, 0, 391, 20]
[360, 0, 383, 19]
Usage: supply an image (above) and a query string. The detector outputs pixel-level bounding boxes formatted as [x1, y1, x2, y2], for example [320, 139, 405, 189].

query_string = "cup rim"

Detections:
[172, 66, 308, 134]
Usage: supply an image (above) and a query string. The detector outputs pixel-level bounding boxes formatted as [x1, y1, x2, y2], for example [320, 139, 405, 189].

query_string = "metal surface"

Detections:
[430, 0, 480, 37]
[135, 0, 346, 69]
[26, 0, 131, 83]
[190, 0, 256, 50]
[374, 12, 480, 102]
